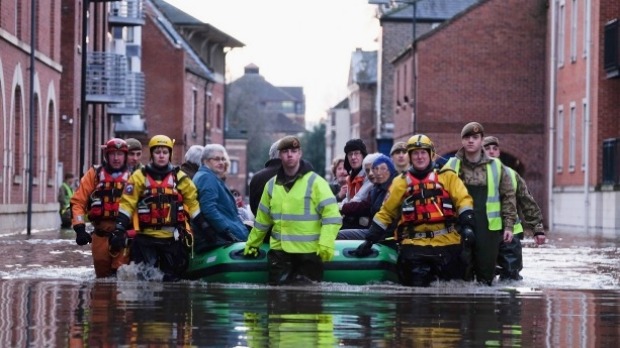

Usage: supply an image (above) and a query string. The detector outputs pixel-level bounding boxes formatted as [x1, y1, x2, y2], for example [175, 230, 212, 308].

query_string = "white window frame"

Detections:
[556, 105, 564, 172]
[582, 0, 589, 58]
[581, 98, 588, 171]
[570, 0, 578, 62]
[569, 102, 576, 172]
[558, 0, 566, 67]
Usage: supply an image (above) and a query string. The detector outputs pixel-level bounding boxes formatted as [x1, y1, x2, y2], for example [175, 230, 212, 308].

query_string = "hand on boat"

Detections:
[354, 240, 374, 258]
[243, 245, 259, 258]
[317, 244, 334, 262]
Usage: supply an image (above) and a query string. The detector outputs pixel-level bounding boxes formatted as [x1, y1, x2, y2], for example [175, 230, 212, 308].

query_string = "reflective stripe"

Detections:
[507, 168, 523, 234]
[254, 220, 271, 231]
[322, 216, 343, 225]
[444, 157, 502, 231]
[271, 231, 320, 242]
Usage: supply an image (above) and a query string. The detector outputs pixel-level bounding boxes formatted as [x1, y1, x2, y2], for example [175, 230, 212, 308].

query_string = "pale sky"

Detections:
[164, 0, 380, 128]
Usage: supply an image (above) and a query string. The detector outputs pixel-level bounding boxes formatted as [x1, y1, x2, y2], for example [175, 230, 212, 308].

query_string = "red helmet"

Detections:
[103, 138, 128, 155]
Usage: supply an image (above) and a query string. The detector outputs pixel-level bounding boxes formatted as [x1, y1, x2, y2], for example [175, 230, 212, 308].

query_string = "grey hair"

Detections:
[362, 152, 382, 167]
[184, 145, 204, 165]
[268, 140, 281, 159]
[201, 143, 228, 163]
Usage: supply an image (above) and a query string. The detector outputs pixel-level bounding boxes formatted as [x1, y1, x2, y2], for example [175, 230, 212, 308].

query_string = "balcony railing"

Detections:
[85, 52, 127, 104]
[107, 72, 145, 115]
[108, 0, 145, 26]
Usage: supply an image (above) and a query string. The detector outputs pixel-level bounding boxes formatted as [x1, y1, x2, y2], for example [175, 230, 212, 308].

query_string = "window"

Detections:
[230, 160, 239, 175]
[556, 106, 564, 172]
[192, 89, 197, 136]
[570, 0, 578, 62]
[581, 99, 587, 171]
[558, 1, 566, 67]
[569, 102, 576, 171]
[582, 0, 589, 57]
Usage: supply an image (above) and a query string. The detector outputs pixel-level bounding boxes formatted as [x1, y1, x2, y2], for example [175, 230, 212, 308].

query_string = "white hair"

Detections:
[362, 152, 382, 167]
[184, 145, 204, 165]
[201, 143, 228, 163]
[268, 140, 281, 159]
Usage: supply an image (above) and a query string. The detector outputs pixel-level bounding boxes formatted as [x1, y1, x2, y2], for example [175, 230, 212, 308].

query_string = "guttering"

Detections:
[547, 0, 557, 230]
[583, 0, 592, 230]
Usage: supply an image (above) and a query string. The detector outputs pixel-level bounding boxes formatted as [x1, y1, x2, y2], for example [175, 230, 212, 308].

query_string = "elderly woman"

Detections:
[337, 154, 398, 240]
[180, 145, 204, 179]
[340, 152, 382, 229]
[192, 144, 249, 252]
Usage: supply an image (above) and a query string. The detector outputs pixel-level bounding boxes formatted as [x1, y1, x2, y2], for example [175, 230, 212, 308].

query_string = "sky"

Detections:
[164, 0, 380, 128]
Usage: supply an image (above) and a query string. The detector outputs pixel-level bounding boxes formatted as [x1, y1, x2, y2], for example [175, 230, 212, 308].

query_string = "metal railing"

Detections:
[107, 72, 145, 115]
[85, 52, 127, 104]
[108, 0, 145, 26]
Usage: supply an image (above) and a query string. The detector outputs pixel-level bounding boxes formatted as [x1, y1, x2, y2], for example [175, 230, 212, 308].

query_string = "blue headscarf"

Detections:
[372, 154, 397, 177]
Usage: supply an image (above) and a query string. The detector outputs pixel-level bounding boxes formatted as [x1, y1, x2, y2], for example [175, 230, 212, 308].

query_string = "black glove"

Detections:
[192, 214, 217, 245]
[73, 224, 92, 246]
[354, 240, 374, 258]
[458, 210, 476, 230]
[365, 222, 386, 244]
[461, 226, 476, 247]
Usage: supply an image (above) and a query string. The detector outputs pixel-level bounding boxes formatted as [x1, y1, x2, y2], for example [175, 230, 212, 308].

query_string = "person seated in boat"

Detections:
[339, 152, 381, 230]
[337, 155, 398, 240]
[192, 144, 249, 252]
[231, 188, 254, 228]
[340, 139, 373, 229]
[243, 136, 342, 285]
[355, 134, 476, 287]
[111, 135, 203, 282]
[180, 145, 204, 180]
[329, 156, 348, 202]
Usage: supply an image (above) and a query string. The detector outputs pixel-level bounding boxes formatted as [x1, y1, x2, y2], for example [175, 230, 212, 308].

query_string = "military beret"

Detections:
[125, 138, 142, 151]
[277, 136, 301, 151]
[461, 122, 485, 138]
[390, 141, 408, 155]
[483, 136, 499, 147]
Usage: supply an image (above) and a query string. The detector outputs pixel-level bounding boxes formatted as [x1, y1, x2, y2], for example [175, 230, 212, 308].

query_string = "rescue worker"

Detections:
[355, 134, 476, 287]
[341, 138, 372, 229]
[70, 138, 132, 278]
[243, 136, 342, 285]
[483, 135, 546, 281]
[249, 140, 281, 216]
[125, 138, 144, 172]
[442, 122, 518, 285]
[58, 173, 75, 228]
[112, 135, 203, 281]
[390, 141, 410, 173]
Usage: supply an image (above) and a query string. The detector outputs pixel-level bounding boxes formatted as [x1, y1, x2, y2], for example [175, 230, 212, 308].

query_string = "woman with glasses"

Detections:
[337, 154, 398, 240]
[192, 144, 249, 252]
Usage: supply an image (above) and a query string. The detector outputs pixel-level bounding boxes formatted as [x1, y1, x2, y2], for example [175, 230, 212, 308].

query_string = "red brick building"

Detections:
[0, 0, 63, 232]
[391, 0, 548, 216]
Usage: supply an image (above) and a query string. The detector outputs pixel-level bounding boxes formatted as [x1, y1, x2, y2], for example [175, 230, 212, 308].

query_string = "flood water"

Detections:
[0, 227, 618, 347]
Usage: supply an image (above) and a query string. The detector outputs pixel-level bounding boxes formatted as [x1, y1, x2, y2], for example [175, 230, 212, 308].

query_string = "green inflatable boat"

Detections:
[184, 240, 399, 285]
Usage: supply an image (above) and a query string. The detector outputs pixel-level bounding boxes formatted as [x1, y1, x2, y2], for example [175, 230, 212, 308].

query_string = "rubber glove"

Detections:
[243, 228, 266, 258]
[317, 244, 334, 262]
[73, 224, 92, 246]
[354, 240, 374, 257]
[244, 244, 259, 258]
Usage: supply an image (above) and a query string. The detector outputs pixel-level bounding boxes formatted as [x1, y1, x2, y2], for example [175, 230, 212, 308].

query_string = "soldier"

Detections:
[483, 135, 546, 281]
[390, 141, 409, 173]
[443, 122, 518, 285]
[125, 138, 144, 172]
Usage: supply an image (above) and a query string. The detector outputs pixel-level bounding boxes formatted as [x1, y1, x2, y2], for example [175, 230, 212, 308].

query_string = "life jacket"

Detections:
[88, 166, 130, 221]
[400, 170, 456, 226]
[137, 169, 185, 228]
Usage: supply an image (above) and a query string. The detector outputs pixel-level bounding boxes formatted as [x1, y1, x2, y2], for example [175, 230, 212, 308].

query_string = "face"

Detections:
[484, 144, 500, 158]
[364, 162, 376, 184]
[151, 146, 170, 167]
[106, 150, 127, 170]
[391, 149, 409, 168]
[206, 151, 227, 176]
[232, 191, 242, 204]
[279, 148, 302, 171]
[409, 149, 431, 171]
[335, 161, 348, 183]
[127, 150, 142, 168]
[372, 163, 391, 184]
[462, 134, 483, 154]
[347, 150, 363, 170]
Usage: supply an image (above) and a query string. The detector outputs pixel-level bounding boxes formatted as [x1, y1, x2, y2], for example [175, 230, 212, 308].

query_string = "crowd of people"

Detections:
[65, 121, 546, 286]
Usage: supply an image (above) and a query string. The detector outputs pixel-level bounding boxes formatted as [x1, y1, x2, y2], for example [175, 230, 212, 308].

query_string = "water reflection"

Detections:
[0, 279, 618, 347]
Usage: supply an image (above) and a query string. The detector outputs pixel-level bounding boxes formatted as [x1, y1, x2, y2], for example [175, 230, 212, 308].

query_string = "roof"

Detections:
[152, 0, 244, 48]
[229, 65, 299, 102]
[349, 49, 378, 85]
[379, 0, 480, 22]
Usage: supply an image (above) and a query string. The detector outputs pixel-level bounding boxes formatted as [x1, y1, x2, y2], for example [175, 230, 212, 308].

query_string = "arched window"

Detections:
[32, 94, 39, 180]
[47, 101, 55, 187]
[14, 87, 23, 182]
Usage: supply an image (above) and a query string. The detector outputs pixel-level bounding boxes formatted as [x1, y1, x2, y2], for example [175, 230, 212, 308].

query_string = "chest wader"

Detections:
[467, 185, 503, 286]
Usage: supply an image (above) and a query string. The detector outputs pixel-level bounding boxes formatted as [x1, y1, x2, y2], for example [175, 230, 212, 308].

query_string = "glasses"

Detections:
[209, 157, 226, 162]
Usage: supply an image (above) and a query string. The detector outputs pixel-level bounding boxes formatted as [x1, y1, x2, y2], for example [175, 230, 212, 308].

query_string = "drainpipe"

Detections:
[27, 0, 37, 235]
[583, 0, 592, 230]
[547, 0, 557, 230]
